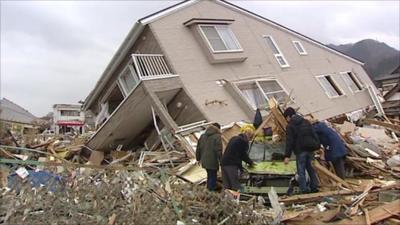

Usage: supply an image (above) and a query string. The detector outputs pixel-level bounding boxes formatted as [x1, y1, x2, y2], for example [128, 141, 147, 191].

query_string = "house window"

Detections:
[292, 41, 307, 55]
[341, 71, 363, 92]
[236, 79, 288, 109]
[199, 25, 242, 52]
[316, 75, 344, 98]
[118, 65, 139, 97]
[60, 110, 80, 117]
[263, 35, 289, 67]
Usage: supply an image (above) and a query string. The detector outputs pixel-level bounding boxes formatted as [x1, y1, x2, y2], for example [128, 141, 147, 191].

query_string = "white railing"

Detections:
[132, 54, 174, 80]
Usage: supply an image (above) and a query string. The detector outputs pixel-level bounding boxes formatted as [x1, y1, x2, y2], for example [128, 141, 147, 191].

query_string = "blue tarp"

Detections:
[8, 170, 64, 192]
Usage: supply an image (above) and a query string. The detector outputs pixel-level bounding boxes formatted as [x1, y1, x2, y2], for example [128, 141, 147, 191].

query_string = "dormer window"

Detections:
[199, 25, 242, 53]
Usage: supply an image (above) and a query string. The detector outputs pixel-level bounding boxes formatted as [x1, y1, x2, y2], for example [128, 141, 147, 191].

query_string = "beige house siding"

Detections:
[148, 0, 375, 124]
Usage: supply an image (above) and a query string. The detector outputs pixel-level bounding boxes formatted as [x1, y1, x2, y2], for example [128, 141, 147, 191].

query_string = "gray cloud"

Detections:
[1, 1, 399, 116]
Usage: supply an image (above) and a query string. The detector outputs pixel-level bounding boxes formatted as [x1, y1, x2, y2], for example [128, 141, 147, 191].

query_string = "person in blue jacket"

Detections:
[312, 121, 347, 179]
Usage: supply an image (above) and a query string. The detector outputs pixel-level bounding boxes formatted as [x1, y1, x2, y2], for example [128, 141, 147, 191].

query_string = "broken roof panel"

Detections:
[0, 98, 37, 125]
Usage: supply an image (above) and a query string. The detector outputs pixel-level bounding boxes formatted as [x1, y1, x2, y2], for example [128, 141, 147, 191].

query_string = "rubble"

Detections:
[1, 98, 399, 224]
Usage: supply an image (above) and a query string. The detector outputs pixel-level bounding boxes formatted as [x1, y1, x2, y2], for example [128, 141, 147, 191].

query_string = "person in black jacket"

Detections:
[221, 128, 255, 191]
[283, 107, 319, 194]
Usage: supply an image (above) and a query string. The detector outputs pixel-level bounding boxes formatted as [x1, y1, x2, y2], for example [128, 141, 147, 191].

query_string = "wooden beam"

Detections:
[144, 87, 179, 132]
[364, 209, 371, 225]
[313, 160, 351, 189]
[362, 118, 400, 132]
[253, 113, 273, 138]
[268, 98, 287, 131]
[279, 189, 359, 204]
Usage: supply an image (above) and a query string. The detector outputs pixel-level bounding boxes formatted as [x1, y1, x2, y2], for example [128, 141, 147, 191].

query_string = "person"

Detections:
[313, 121, 347, 179]
[221, 127, 255, 191]
[196, 123, 223, 191]
[283, 107, 320, 194]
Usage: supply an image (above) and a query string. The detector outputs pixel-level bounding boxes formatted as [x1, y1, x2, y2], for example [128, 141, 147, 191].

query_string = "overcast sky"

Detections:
[1, 0, 399, 117]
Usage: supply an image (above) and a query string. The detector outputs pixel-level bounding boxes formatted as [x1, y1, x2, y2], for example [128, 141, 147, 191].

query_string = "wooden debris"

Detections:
[362, 118, 400, 133]
[268, 98, 287, 132]
[364, 209, 371, 225]
[332, 199, 400, 225]
[108, 213, 117, 225]
[279, 189, 359, 204]
[313, 160, 352, 189]
[88, 150, 104, 165]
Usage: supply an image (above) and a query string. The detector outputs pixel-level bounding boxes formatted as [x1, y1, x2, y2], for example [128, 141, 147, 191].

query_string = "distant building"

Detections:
[53, 104, 85, 134]
[0, 98, 39, 135]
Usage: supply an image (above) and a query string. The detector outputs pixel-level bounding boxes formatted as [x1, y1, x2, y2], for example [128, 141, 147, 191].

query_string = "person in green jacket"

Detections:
[196, 123, 222, 191]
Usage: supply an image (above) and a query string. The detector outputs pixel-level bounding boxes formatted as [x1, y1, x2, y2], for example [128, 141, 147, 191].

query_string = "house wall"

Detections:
[90, 26, 163, 114]
[149, 0, 376, 124]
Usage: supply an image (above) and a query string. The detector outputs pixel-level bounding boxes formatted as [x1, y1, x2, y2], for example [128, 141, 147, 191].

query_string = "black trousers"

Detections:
[206, 169, 217, 191]
[221, 165, 241, 191]
[332, 157, 346, 179]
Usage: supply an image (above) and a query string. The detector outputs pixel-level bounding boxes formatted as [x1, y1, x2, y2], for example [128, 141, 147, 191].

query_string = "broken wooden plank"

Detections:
[281, 209, 314, 222]
[88, 150, 104, 165]
[363, 118, 400, 132]
[387, 218, 400, 225]
[332, 199, 400, 225]
[279, 189, 359, 204]
[313, 160, 351, 189]
[268, 98, 288, 132]
[364, 209, 371, 225]
[108, 213, 117, 225]
[346, 183, 373, 216]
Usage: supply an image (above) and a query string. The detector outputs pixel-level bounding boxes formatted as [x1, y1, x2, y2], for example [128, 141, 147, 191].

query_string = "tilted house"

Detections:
[83, 0, 377, 151]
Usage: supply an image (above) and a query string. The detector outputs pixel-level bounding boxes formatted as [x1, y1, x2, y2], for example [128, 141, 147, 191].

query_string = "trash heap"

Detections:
[1, 99, 399, 225]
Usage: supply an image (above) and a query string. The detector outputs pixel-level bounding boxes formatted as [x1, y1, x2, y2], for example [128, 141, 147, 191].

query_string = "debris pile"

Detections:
[1, 98, 399, 224]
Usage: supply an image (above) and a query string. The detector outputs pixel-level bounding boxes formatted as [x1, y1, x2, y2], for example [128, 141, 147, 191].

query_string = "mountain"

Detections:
[327, 39, 400, 80]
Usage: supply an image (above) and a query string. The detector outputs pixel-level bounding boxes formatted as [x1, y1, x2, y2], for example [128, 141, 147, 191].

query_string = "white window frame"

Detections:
[198, 24, 243, 53]
[292, 40, 307, 55]
[315, 74, 346, 98]
[234, 78, 289, 110]
[263, 35, 290, 68]
[117, 64, 139, 97]
[340, 71, 365, 93]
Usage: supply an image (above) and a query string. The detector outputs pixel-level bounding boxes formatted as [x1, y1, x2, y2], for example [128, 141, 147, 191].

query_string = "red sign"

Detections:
[56, 121, 84, 126]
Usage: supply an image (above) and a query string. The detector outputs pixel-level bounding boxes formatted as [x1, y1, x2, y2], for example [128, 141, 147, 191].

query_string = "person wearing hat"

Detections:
[283, 107, 320, 194]
[221, 126, 255, 191]
[196, 123, 223, 191]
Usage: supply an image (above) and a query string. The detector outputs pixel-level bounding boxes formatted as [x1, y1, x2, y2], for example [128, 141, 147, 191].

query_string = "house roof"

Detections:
[53, 104, 82, 110]
[0, 98, 37, 125]
[83, 0, 365, 110]
[374, 73, 400, 82]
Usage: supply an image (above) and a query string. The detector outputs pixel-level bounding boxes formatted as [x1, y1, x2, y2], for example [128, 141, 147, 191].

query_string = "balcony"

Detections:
[132, 54, 176, 80]
[88, 54, 182, 150]
[117, 54, 177, 97]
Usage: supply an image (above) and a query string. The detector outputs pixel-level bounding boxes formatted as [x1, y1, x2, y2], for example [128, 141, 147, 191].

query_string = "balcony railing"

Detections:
[132, 54, 174, 80]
